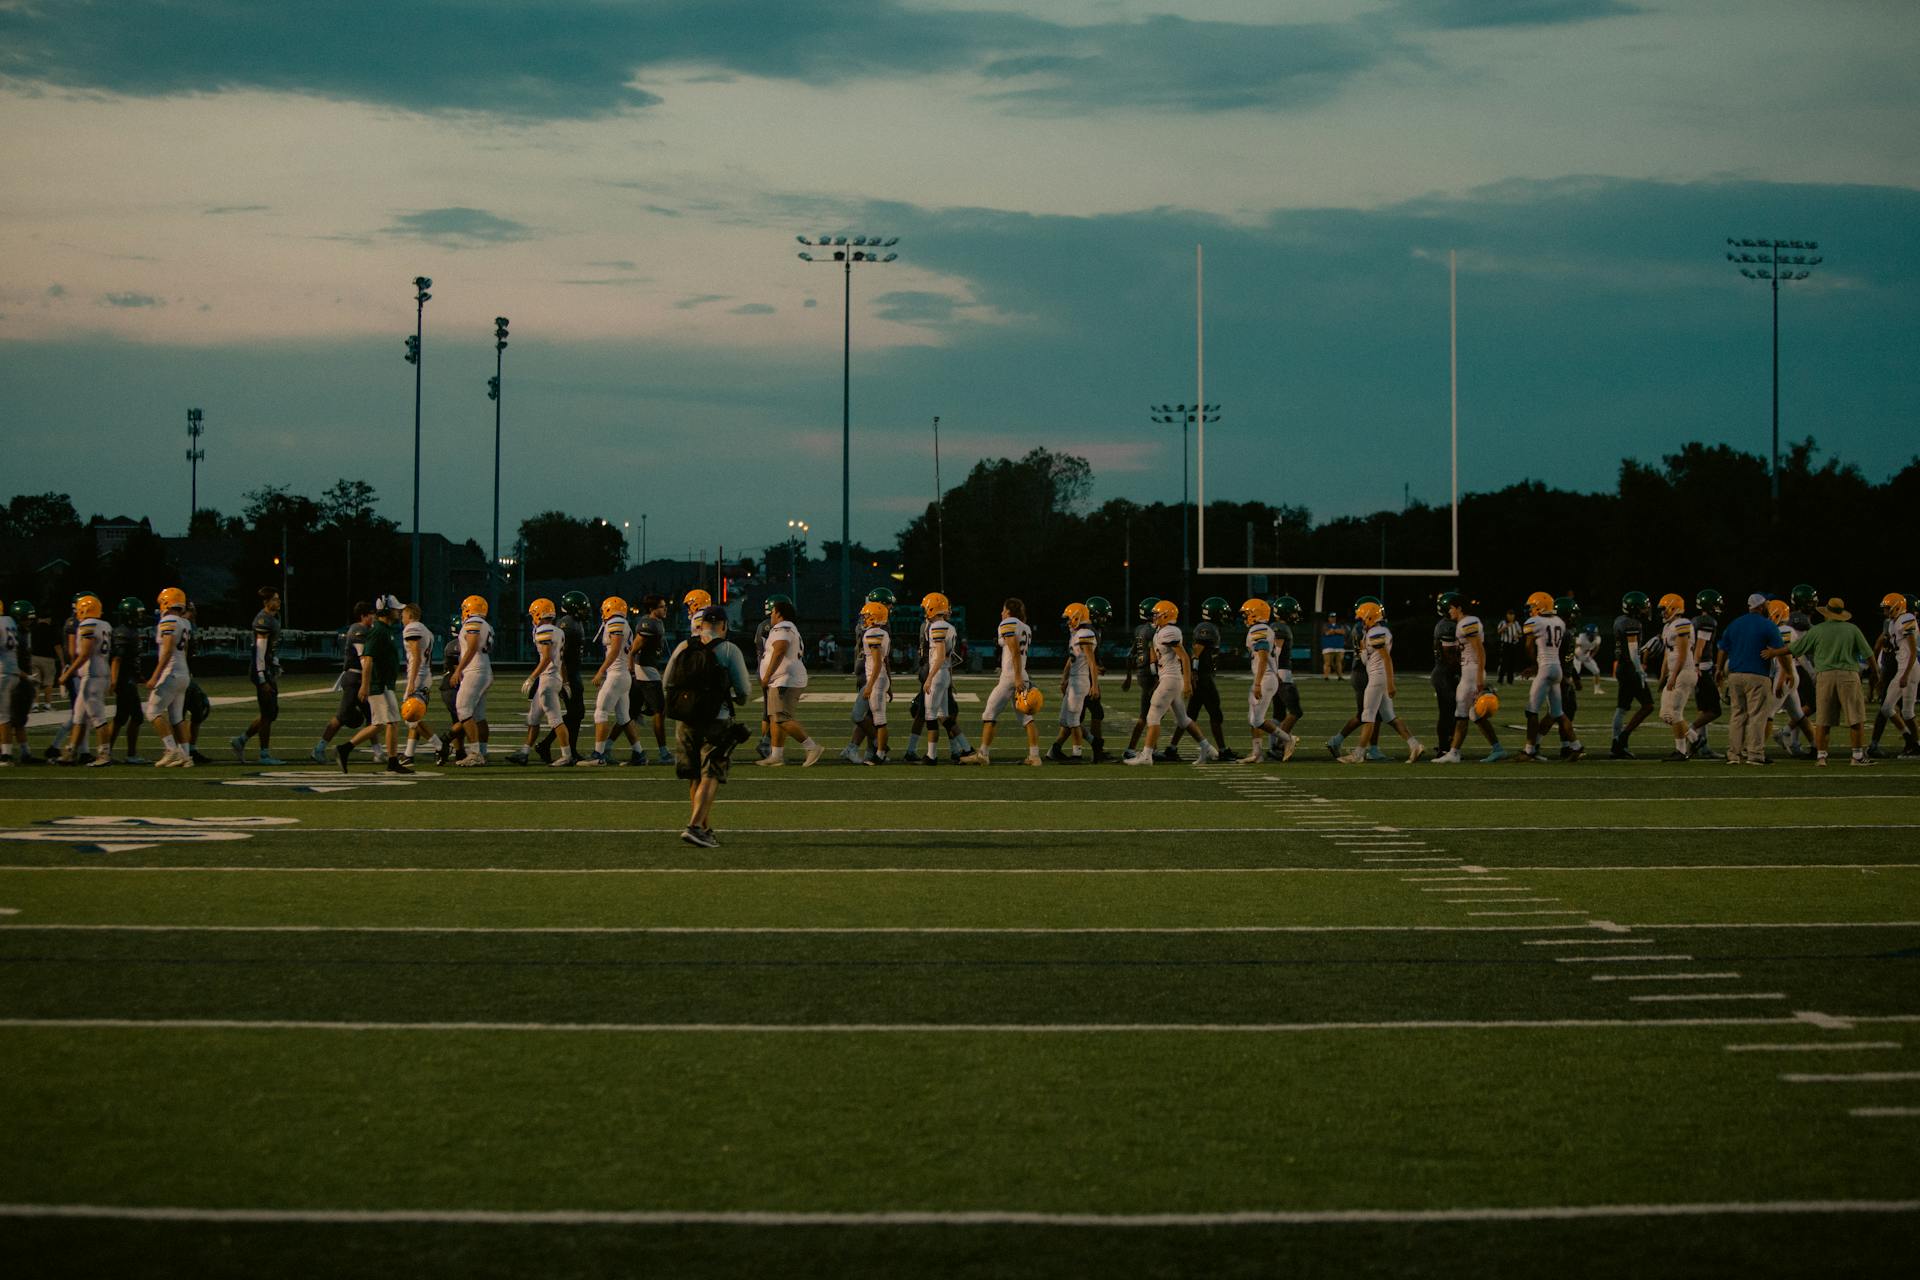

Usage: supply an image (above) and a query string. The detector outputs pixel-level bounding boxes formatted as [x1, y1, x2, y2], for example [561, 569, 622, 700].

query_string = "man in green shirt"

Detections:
[1765, 597, 1874, 766]
[338, 596, 411, 774]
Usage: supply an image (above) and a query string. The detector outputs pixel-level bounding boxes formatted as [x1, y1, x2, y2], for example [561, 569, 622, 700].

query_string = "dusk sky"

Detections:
[3, 0, 1916, 568]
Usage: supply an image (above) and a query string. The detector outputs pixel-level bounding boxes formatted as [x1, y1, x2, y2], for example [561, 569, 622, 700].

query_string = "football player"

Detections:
[1267, 596, 1307, 750]
[1872, 592, 1918, 757]
[533, 591, 590, 764]
[1610, 591, 1656, 758]
[842, 588, 895, 763]
[143, 587, 195, 767]
[1574, 620, 1603, 692]
[1125, 600, 1217, 765]
[1556, 597, 1585, 757]
[582, 595, 634, 766]
[1120, 597, 1162, 761]
[756, 595, 824, 766]
[507, 599, 574, 766]
[855, 598, 893, 763]
[1049, 602, 1100, 762]
[1170, 597, 1235, 761]
[231, 587, 284, 764]
[312, 602, 374, 763]
[1431, 591, 1461, 753]
[0, 600, 21, 764]
[622, 595, 671, 765]
[102, 597, 147, 764]
[965, 598, 1041, 766]
[1326, 596, 1389, 762]
[1082, 595, 1114, 761]
[1656, 593, 1698, 759]
[1762, 599, 1816, 759]
[1434, 594, 1502, 764]
[1684, 590, 1725, 759]
[1237, 598, 1294, 763]
[445, 595, 496, 765]
[54, 594, 113, 764]
[1519, 591, 1582, 762]
[1338, 601, 1424, 764]
[398, 603, 442, 764]
[335, 596, 413, 774]
[910, 593, 973, 765]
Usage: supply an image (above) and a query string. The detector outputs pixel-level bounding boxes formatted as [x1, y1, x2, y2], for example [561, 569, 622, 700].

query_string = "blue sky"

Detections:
[2, 0, 1915, 565]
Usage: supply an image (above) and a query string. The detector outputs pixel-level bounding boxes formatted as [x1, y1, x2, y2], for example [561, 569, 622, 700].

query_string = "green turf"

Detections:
[2, 674, 1916, 1276]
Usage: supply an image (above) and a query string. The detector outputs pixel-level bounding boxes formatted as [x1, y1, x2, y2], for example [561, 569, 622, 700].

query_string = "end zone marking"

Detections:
[1725, 1042, 1900, 1053]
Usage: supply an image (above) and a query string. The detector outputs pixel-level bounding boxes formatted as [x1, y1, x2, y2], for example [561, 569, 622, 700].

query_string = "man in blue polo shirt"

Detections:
[1717, 592, 1781, 765]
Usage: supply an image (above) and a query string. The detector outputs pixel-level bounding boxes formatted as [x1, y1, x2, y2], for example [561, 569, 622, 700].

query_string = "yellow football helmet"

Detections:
[1473, 691, 1500, 720]
[1240, 598, 1272, 624]
[601, 596, 629, 621]
[1062, 602, 1091, 627]
[1014, 686, 1045, 715]
[156, 586, 187, 611]
[1526, 591, 1556, 616]
[1355, 601, 1383, 627]
[400, 696, 428, 724]
[461, 595, 489, 619]
[921, 592, 951, 617]
[1765, 599, 1790, 624]
[73, 594, 103, 621]
[529, 597, 556, 622]
[1151, 599, 1179, 626]
[1882, 592, 1909, 615]
[859, 601, 890, 627]
[683, 588, 712, 613]
[1658, 592, 1687, 619]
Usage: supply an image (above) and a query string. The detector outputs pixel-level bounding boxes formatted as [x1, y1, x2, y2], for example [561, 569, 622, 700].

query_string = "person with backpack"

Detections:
[663, 605, 753, 848]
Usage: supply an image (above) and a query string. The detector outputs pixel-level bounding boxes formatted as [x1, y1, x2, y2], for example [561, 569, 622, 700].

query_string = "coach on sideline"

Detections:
[1717, 592, 1778, 765]
[1765, 597, 1874, 767]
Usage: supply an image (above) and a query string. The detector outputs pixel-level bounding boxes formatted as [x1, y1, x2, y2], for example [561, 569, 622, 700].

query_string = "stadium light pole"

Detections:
[796, 233, 899, 638]
[404, 276, 432, 603]
[184, 408, 205, 530]
[1725, 237, 1821, 517]
[786, 519, 810, 605]
[1149, 403, 1218, 623]
[487, 316, 509, 604]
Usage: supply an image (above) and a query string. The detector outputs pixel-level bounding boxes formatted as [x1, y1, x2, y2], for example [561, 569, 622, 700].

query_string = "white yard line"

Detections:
[1590, 972, 1740, 982]
[1466, 909, 1585, 916]
[1525, 938, 1655, 946]
[0, 1200, 1912, 1227]
[1850, 1108, 1920, 1118]
[1629, 993, 1787, 1002]
[1724, 1043, 1901, 1053]
[1556, 955, 1693, 964]
[1780, 1072, 1920, 1084]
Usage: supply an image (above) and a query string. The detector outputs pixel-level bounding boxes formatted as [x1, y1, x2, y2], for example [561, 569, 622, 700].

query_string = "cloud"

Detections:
[383, 207, 532, 248]
[728, 303, 776, 315]
[872, 290, 972, 326]
[98, 292, 162, 308]
[203, 204, 271, 216]
[587, 260, 638, 271]
[1393, 0, 1640, 29]
[673, 294, 730, 310]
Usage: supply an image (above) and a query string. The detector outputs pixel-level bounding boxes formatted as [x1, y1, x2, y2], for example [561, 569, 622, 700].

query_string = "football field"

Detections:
[2, 675, 1916, 1277]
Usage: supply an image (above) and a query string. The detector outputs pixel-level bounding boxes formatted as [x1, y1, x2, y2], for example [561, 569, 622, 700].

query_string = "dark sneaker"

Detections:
[1047, 744, 1067, 763]
[535, 741, 553, 765]
[386, 758, 415, 775]
[1866, 744, 1888, 759]
[335, 743, 353, 774]
[1610, 741, 1635, 759]
[680, 825, 719, 848]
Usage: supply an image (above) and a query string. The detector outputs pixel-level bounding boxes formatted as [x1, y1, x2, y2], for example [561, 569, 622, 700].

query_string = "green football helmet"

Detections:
[1555, 595, 1579, 622]
[1085, 595, 1113, 625]
[1271, 595, 1303, 625]
[1621, 591, 1650, 618]
[1694, 588, 1723, 617]
[864, 587, 897, 607]
[764, 593, 793, 618]
[7, 599, 34, 621]
[1137, 596, 1161, 621]
[559, 590, 591, 619]
[1435, 590, 1463, 617]
[116, 596, 144, 624]
[1789, 583, 1818, 612]
[1200, 595, 1230, 623]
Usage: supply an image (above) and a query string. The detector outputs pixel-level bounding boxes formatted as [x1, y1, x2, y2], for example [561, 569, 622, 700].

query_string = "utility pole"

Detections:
[184, 408, 205, 529]
[932, 415, 947, 592]
[489, 317, 509, 604]
[404, 276, 432, 603]
[1726, 237, 1822, 518]
[1149, 402, 1219, 623]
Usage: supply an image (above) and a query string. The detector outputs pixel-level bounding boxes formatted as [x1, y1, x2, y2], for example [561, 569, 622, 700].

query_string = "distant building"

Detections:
[89, 515, 153, 558]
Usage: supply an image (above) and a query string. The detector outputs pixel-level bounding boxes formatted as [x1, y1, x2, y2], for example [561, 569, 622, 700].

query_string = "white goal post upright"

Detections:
[1195, 246, 1461, 612]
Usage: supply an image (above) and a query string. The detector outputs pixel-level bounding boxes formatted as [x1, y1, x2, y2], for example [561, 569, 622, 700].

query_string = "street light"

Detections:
[488, 316, 509, 604]
[786, 519, 810, 606]
[184, 408, 205, 530]
[795, 233, 901, 638]
[1724, 237, 1821, 515]
[404, 275, 432, 603]
[1149, 402, 1219, 622]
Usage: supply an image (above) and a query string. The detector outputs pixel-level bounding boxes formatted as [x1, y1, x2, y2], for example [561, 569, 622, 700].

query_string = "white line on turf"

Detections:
[1723, 1043, 1900, 1053]
[1850, 1108, 1920, 1118]
[1629, 993, 1787, 1002]
[1420, 886, 1530, 892]
[0, 922, 1645, 936]
[1363, 857, 1459, 863]
[1525, 938, 1655, 946]
[1590, 972, 1740, 982]
[0, 1200, 1913, 1227]
[1794, 1011, 1858, 1029]
[1780, 1072, 1920, 1084]
[1403, 877, 1504, 882]
[1555, 955, 1693, 964]
[1467, 910, 1585, 916]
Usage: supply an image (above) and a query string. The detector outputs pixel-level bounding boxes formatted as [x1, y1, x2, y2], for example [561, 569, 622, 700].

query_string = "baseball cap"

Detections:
[373, 593, 403, 612]
[1746, 593, 1768, 609]
[696, 605, 728, 624]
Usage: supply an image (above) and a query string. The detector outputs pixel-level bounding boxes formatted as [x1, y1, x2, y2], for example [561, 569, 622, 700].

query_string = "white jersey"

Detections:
[533, 621, 565, 686]
[1659, 616, 1694, 677]
[1152, 623, 1184, 674]
[403, 620, 435, 687]
[1454, 614, 1485, 674]
[598, 616, 631, 669]
[925, 618, 958, 669]
[151, 613, 192, 682]
[1575, 630, 1599, 660]
[75, 617, 113, 679]
[761, 619, 806, 688]
[459, 616, 495, 677]
[1360, 623, 1393, 681]
[1893, 611, 1919, 672]
[994, 616, 1032, 678]
[1246, 621, 1276, 671]
[1525, 614, 1565, 675]
[0, 615, 18, 677]
[1066, 625, 1098, 680]
[861, 625, 891, 683]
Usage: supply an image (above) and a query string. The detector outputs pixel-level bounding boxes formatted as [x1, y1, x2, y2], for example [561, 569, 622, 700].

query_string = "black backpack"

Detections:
[665, 637, 729, 723]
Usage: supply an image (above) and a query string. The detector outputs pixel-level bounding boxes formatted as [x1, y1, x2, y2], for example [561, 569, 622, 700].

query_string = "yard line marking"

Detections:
[1794, 1011, 1858, 1030]
[1403, 876, 1505, 882]
[1467, 910, 1585, 916]
[0, 909, 16, 916]
[1780, 1072, 1920, 1084]
[1363, 857, 1459, 863]
[1724, 1043, 1901, 1053]
[0, 1200, 1913, 1228]
[1556, 955, 1694, 964]
[1420, 886, 1530, 893]
[1850, 1108, 1920, 1118]
[1525, 938, 1655, 946]
[0, 923, 1664, 936]
[1590, 972, 1741, 982]
[1629, 993, 1787, 1003]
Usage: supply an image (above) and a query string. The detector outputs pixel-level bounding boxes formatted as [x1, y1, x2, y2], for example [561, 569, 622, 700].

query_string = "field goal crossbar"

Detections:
[1193, 245, 1460, 613]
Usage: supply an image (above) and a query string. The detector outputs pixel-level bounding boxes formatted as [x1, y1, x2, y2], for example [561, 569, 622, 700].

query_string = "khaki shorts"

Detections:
[368, 690, 402, 726]
[767, 686, 802, 724]
[1815, 670, 1865, 727]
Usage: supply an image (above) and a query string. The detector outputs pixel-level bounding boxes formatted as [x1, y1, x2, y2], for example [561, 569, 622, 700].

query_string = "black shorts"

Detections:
[1694, 675, 1721, 716]
[1561, 676, 1579, 720]
[1087, 691, 1105, 723]
[114, 681, 144, 728]
[1616, 666, 1653, 710]
[675, 717, 746, 783]
[1186, 676, 1222, 723]
[253, 678, 279, 723]
[334, 685, 368, 728]
[634, 682, 664, 717]
[1276, 680, 1302, 720]
[185, 682, 211, 726]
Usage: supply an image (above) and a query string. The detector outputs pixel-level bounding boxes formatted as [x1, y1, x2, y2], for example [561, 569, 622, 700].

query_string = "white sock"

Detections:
[162, 735, 178, 752]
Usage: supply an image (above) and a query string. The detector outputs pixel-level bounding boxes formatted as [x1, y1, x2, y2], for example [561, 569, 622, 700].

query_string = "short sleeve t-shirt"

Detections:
[1613, 613, 1644, 672]
[364, 620, 399, 694]
[1152, 624, 1184, 674]
[634, 615, 666, 681]
[1192, 620, 1221, 675]
[251, 610, 281, 680]
[762, 619, 807, 688]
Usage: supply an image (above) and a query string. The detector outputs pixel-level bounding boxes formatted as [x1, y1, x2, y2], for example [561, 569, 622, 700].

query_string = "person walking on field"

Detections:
[336, 596, 412, 775]
[1717, 593, 1782, 765]
[1764, 597, 1876, 767]
[756, 596, 824, 767]
[664, 605, 753, 848]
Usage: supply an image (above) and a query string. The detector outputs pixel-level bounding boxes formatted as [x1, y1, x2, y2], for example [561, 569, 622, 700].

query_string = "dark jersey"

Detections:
[111, 622, 142, 681]
[1131, 622, 1155, 676]
[342, 621, 370, 678]
[753, 618, 773, 667]
[1612, 614, 1644, 672]
[364, 620, 399, 694]
[633, 616, 666, 672]
[1432, 617, 1458, 676]
[62, 614, 79, 663]
[1272, 623, 1294, 673]
[559, 615, 585, 685]
[1192, 620, 1221, 676]
[251, 609, 281, 680]
[1691, 612, 1718, 671]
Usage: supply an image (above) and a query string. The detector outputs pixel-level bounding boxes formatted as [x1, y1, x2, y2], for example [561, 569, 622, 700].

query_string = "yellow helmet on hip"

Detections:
[1473, 691, 1500, 719]
[1014, 686, 1045, 715]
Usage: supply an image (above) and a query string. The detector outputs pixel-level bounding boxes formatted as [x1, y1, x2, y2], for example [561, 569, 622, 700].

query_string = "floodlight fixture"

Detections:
[1724, 235, 1824, 514]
